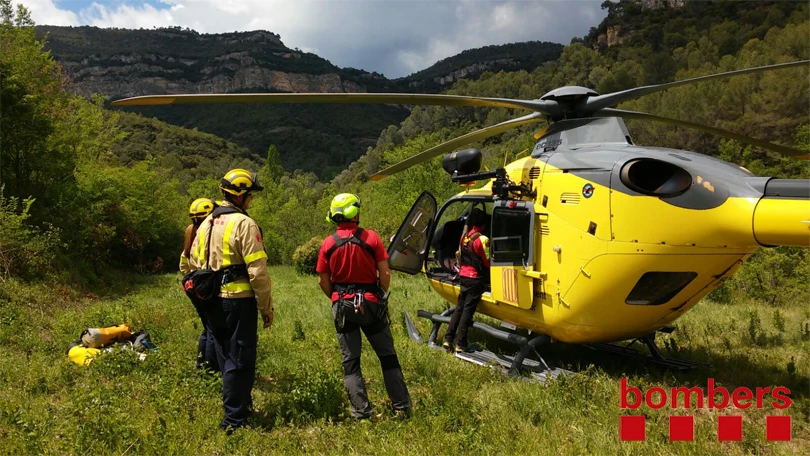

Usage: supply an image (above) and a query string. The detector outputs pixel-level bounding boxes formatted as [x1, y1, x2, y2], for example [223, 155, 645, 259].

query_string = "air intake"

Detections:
[619, 158, 691, 197]
[529, 167, 541, 179]
[560, 192, 580, 204]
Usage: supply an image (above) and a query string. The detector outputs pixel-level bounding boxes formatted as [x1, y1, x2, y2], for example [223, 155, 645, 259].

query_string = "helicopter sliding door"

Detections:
[490, 200, 536, 309]
[387, 191, 437, 274]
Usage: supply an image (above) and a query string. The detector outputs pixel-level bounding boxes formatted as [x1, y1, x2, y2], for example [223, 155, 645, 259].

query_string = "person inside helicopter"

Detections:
[429, 203, 491, 292]
[442, 207, 490, 353]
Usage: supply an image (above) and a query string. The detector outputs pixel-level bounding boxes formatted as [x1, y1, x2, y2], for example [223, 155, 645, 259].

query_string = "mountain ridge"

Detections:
[35, 25, 563, 178]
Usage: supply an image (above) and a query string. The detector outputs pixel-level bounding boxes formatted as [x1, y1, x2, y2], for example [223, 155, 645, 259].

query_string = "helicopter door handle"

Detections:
[556, 291, 570, 308]
[519, 270, 547, 279]
[555, 280, 570, 308]
[579, 266, 591, 278]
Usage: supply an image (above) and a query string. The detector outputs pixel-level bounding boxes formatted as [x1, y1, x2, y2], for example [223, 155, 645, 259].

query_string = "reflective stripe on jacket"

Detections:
[179, 254, 192, 276]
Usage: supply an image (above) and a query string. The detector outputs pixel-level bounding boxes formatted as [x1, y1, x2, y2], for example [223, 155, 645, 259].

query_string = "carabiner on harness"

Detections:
[352, 294, 365, 315]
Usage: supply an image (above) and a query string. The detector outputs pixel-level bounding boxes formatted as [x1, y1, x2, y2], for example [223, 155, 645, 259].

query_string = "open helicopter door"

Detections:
[489, 200, 536, 309]
[387, 191, 437, 274]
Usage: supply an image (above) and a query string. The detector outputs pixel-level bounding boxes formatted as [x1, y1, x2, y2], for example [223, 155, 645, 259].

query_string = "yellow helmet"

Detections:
[326, 193, 361, 223]
[189, 198, 216, 222]
[219, 169, 264, 196]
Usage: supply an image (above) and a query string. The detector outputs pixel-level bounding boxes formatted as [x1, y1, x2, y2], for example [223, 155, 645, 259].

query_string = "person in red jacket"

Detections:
[443, 208, 490, 353]
[316, 193, 411, 419]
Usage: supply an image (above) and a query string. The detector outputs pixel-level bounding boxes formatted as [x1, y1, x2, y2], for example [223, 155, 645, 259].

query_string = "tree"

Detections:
[264, 144, 284, 182]
[0, 1, 72, 210]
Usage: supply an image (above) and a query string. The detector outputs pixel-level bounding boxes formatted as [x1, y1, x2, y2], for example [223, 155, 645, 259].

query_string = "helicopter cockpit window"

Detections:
[490, 202, 534, 266]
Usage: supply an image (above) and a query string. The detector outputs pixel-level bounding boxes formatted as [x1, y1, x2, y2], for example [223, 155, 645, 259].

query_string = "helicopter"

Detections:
[113, 60, 810, 380]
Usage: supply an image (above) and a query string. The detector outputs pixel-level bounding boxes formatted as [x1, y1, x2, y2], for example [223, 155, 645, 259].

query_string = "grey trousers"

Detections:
[333, 302, 411, 418]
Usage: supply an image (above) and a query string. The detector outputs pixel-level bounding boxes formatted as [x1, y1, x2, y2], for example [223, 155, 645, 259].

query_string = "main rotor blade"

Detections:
[111, 92, 557, 114]
[584, 60, 810, 114]
[596, 108, 807, 157]
[370, 112, 544, 181]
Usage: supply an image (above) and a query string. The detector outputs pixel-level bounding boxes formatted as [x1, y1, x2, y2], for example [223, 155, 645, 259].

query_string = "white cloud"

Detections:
[19, 0, 78, 25]
[78, 2, 176, 29]
[18, 0, 607, 77]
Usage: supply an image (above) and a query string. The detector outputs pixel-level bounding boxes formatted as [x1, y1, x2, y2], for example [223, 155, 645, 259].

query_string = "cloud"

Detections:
[78, 2, 176, 29]
[19, 0, 607, 78]
[19, 0, 78, 25]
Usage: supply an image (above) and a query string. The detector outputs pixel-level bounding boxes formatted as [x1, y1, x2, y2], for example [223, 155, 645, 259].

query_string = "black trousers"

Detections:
[191, 297, 218, 371]
[212, 297, 258, 430]
[444, 276, 484, 348]
[333, 302, 410, 418]
[196, 328, 219, 372]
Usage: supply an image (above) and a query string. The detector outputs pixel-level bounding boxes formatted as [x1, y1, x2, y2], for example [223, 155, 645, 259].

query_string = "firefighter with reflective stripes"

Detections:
[316, 193, 411, 419]
[443, 208, 490, 353]
[189, 169, 273, 432]
[181, 197, 219, 370]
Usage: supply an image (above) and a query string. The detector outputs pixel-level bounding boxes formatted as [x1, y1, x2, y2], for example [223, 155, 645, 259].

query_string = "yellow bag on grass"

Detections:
[80, 323, 132, 348]
[68, 344, 101, 366]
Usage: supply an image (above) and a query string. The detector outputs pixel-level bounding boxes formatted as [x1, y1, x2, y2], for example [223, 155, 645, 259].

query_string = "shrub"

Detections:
[292, 236, 322, 276]
[724, 247, 810, 306]
[0, 193, 61, 280]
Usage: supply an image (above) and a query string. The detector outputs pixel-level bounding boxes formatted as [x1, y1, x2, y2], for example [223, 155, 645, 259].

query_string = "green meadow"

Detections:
[0, 266, 806, 455]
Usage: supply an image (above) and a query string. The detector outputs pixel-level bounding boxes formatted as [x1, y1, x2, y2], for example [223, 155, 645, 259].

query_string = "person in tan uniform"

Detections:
[181, 198, 219, 370]
[180, 198, 216, 275]
[188, 168, 273, 432]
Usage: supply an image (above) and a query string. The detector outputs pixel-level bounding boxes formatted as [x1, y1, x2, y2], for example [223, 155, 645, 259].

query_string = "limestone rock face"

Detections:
[606, 25, 625, 48]
[433, 60, 516, 85]
[43, 28, 369, 98]
[63, 56, 366, 98]
[594, 25, 628, 50]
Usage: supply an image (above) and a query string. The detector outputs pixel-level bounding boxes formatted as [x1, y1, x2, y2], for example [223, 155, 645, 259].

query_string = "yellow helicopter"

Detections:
[113, 60, 810, 379]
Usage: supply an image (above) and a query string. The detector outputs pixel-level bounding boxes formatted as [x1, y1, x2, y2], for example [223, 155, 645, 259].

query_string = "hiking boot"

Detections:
[354, 413, 378, 424]
[454, 343, 481, 353]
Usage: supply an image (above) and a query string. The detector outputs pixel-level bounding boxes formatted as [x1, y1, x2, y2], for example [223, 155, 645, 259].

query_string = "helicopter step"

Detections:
[585, 332, 711, 370]
[404, 309, 572, 384]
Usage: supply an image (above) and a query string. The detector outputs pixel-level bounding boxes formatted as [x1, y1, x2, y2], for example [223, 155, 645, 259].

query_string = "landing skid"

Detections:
[585, 332, 711, 370]
[404, 310, 572, 384]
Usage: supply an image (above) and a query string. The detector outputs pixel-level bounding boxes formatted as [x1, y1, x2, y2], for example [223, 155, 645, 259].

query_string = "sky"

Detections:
[19, 0, 608, 78]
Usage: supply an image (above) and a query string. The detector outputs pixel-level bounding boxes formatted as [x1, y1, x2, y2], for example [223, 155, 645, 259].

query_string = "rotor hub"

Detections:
[540, 86, 600, 102]
[540, 86, 600, 120]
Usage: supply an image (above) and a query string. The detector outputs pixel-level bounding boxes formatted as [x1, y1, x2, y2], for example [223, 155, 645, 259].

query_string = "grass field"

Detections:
[0, 266, 807, 454]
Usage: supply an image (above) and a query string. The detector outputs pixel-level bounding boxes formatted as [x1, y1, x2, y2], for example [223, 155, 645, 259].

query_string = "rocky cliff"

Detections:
[403, 41, 562, 91]
[39, 26, 373, 99]
[418, 59, 516, 87]
[36, 26, 407, 179]
[67, 60, 367, 99]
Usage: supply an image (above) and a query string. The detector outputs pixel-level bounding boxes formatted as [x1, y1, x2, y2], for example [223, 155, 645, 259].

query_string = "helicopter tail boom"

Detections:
[753, 180, 810, 246]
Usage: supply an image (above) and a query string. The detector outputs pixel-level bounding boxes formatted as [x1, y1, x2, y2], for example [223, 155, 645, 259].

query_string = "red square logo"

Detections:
[669, 415, 694, 441]
[620, 416, 646, 441]
[718, 416, 742, 441]
[766, 416, 791, 441]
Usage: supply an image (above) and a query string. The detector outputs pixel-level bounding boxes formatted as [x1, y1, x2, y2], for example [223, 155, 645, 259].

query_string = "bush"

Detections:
[0, 193, 61, 280]
[292, 236, 322, 276]
[724, 247, 810, 306]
